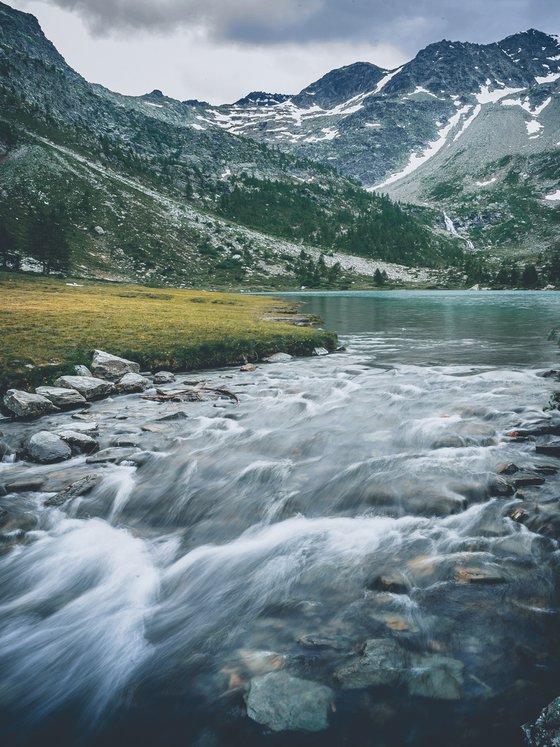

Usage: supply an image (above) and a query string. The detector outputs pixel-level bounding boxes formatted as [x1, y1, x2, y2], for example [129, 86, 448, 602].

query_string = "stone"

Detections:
[536, 443, 560, 458]
[27, 431, 72, 464]
[86, 447, 138, 465]
[512, 474, 546, 489]
[523, 696, 560, 746]
[5, 478, 45, 493]
[64, 421, 99, 433]
[111, 436, 140, 447]
[91, 350, 140, 381]
[35, 386, 87, 409]
[3, 389, 58, 419]
[496, 463, 519, 475]
[93, 225, 105, 236]
[44, 475, 101, 507]
[245, 671, 333, 732]
[153, 371, 176, 384]
[55, 376, 114, 401]
[57, 430, 98, 455]
[0, 439, 13, 460]
[408, 654, 464, 700]
[240, 363, 257, 372]
[334, 639, 410, 689]
[74, 364, 93, 376]
[313, 347, 329, 356]
[263, 353, 293, 363]
[117, 373, 151, 393]
[157, 411, 188, 422]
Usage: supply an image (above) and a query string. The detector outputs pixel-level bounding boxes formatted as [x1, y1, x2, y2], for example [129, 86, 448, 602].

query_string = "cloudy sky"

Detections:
[8, 0, 560, 104]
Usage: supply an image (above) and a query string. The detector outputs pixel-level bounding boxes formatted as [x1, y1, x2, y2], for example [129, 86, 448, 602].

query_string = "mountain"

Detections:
[191, 29, 560, 257]
[0, 1, 459, 288]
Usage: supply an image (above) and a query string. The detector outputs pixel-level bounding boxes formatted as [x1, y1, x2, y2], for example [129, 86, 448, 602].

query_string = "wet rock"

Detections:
[453, 564, 507, 584]
[111, 436, 140, 448]
[117, 373, 151, 393]
[153, 371, 176, 384]
[55, 375, 115, 401]
[57, 430, 98, 455]
[35, 386, 87, 409]
[334, 639, 410, 689]
[26, 431, 72, 464]
[157, 411, 188, 422]
[0, 439, 13, 460]
[512, 474, 546, 489]
[487, 476, 515, 497]
[91, 350, 140, 381]
[0, 485, 7, 497]
[245, 671, 333, 732]
[367, 574, 410, 594]
[313, 347, 329, 356]
[86, 447, 138, 464]
[408, 654, 463, 700]
[3, 389, 59, 419]
[523, 696, 560, 746]
[297, 634, 349, 651]
[44, 474, 101, 507]
[240, 363, 257, 372]
[5, 478, 45, 493]
[263, 353, 293, 363]
[533, 465, 558, 475]
[74, 364, 92, 376]
[65, 420, 99, 433]
[536, 442, 560, 458]
[496, 463, 519, 475]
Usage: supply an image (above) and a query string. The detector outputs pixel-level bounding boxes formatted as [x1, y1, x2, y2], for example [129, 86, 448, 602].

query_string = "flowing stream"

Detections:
[1, 291, 560, 747]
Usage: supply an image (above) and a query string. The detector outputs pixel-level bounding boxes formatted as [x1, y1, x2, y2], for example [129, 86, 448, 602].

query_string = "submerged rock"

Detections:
[27, 431, 72, 464]
[55, 376, 114, 401]
[86, 447, 139, 464]
[334, 638, 409, 689]
[35, 386, 87, 409]
[408, 654, 464, 700]
[3, 389, 58, 419]
[91, 350, 140, 381]
[245, 671, 333, 732]
[523, 696, 560, 746]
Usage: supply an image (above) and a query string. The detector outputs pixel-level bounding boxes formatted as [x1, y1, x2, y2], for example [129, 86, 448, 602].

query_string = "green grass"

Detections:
[0, 273, 337, 396]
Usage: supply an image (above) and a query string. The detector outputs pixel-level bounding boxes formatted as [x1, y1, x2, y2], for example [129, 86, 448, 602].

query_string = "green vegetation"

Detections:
[0, 273, 337, 395]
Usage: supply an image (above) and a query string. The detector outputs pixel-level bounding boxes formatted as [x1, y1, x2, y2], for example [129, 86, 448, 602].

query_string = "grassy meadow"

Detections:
[0, 273, 337, 394]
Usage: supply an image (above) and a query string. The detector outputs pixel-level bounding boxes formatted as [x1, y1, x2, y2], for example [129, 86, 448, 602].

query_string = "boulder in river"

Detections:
[334, 638, 410, 689]
[91, 350, 140, 381]
[86, 447, 139, 465]
[57, 430, 99, 455]
[407, 653, 464, 700]
[117, 373, 151, 393]
[523, 696, 560, 746]
[3, 389, 59, 419]
[313, 347, 329, 356]
[263, 353, 293, 363]
[27, 431, 72, 464]
[35, 386, 87, 409]
[54, 375, 115, 401]
[153, 371, 176, 384]
[44, 474, 101, 507]
[245, 671, 333, 732]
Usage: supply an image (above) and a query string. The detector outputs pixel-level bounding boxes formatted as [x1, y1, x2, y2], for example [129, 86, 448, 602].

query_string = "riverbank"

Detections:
[0, 273, 337, 398]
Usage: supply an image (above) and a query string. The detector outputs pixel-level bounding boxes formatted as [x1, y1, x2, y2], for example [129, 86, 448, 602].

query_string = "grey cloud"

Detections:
[37, 0, 560, 53]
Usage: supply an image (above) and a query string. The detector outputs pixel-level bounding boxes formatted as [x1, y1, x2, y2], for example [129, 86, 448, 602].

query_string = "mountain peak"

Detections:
[292, 61, 388, 109]
[234, 91, 291, 107]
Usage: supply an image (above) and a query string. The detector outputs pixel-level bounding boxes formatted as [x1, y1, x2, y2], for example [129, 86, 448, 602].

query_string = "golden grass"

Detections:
[0, 274, 336, 392]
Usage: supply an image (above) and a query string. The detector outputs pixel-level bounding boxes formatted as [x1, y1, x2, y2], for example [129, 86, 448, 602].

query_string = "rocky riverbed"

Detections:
[1, 340, 560, 747]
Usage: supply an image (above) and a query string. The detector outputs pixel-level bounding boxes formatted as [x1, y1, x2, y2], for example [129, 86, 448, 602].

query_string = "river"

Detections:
[1, 290, 560, 747]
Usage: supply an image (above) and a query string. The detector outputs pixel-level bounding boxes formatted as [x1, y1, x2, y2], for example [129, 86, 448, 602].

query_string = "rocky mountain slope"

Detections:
[0, 1, 459, 287]
[187, 29, 560, 257]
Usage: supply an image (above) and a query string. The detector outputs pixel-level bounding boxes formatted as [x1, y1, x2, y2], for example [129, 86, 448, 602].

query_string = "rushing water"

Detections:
[2, 291, 560, 747]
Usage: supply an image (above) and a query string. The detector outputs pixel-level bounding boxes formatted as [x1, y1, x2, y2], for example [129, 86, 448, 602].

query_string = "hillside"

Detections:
[0, 2, 460, 288]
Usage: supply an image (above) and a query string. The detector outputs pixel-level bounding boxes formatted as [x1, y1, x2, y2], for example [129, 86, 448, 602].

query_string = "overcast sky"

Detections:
[8, 0, 560, 104]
